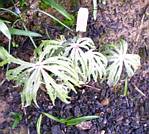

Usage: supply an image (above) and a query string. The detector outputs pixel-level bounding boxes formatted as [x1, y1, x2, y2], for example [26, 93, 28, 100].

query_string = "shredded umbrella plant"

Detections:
[0, 41, 80, 107]
[105, 40, 141, 86]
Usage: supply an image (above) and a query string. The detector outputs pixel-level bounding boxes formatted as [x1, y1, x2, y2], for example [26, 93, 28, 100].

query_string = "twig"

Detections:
[0, 78, 6, 86]
[83, 84, 101, 92]
[133, 84, 146, 97]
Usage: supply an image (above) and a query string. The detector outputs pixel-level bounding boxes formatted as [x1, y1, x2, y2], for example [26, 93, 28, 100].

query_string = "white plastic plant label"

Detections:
[76, 8, 89, 32]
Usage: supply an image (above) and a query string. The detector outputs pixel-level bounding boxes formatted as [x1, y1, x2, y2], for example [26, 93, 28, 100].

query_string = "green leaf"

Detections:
[0, 43, 79, 107]
[9, 28, 42, 37]
[11, 112, 22, 129]
[36, 114, 42, 134]
[38, 9, 72, 31]
[0, 19, 11, 40]
[43, 112, 99, 126]
[0, 59, 10, 66]
[106, 39, 140, 86]
[124, 77, 128, 96]
[19, 0, 26, 7]
[65, 115, 99, 126]
[0, 46, 14, 60]
[63, 37, 107, 83]
[41, 0, 72, 20]
[43, 113, 64, 123]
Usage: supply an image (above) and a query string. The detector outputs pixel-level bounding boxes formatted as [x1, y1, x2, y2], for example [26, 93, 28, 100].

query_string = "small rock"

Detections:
[74, 106, 81, 116]
[76, 121, 92, 130]
[51, 125, 63, 134]
[101, 130, 106, 134]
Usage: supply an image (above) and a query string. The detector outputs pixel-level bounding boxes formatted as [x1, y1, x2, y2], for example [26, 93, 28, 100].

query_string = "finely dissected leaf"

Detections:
[106, 40, 140, 86]
[0, 47, 18, 63]
[43, 112, 99, 126]
[41, 68, 71, 104]
[41, 0, 72, 20]
[0, 19, 11, 40]
[85, 50, 107, 81]
[64, 37, 107, 83]
[0, 42, 79, 107]
[36, 114, 42, 134]
[21, 67, 41, 107]
[9, 28, 42, 37]
[64, 37, 95, 82]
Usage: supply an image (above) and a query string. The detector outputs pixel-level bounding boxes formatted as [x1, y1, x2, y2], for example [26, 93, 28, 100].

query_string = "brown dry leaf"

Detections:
[100, 98, 110, 106]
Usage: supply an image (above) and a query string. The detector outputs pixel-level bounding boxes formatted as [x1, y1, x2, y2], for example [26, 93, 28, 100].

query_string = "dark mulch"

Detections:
[0, 61, 148, 134]
[0, 0, 149, 134]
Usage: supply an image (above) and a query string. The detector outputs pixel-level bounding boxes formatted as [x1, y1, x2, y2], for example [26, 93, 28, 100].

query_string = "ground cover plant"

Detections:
[0, 43, 79, 106]
[0, 38, 141, 107]
[0, 0, 148, 134]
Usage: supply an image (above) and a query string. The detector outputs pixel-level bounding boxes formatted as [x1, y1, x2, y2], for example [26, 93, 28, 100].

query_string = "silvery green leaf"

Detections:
[36, 114, 42, 134]
[85, 50, 107, 82]
[0, 43, 79, 107]
[64, 37, 107, 83]
[0, 19, 11, 40]
[106, 40, 140, 86]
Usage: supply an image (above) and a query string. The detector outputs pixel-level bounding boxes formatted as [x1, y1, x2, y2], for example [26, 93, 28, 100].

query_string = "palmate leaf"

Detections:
[106, 40, 140, 86]
[85, 50, 107, 82]
[0, 43, 79, 107]
[63, 37, 107, 83]
[64, 37, 95, 83]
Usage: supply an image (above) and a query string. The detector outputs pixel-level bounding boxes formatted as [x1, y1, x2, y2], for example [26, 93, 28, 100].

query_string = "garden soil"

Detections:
[0, 0, 149, 134]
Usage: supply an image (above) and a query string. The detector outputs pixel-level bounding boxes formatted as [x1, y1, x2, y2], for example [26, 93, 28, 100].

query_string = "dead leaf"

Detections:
[100, 98, 110, 106]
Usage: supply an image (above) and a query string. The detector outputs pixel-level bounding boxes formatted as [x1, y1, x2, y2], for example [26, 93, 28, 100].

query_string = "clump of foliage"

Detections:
[105, 40, 140, 86]
[63, 37, 107, 83]
[0, 38, 140, 107]
[0, 0, 75, 49]
[0, 41, 80, 107]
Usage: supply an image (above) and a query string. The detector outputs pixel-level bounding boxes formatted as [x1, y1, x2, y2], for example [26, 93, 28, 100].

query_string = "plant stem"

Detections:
[124, 77, 128, 96]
